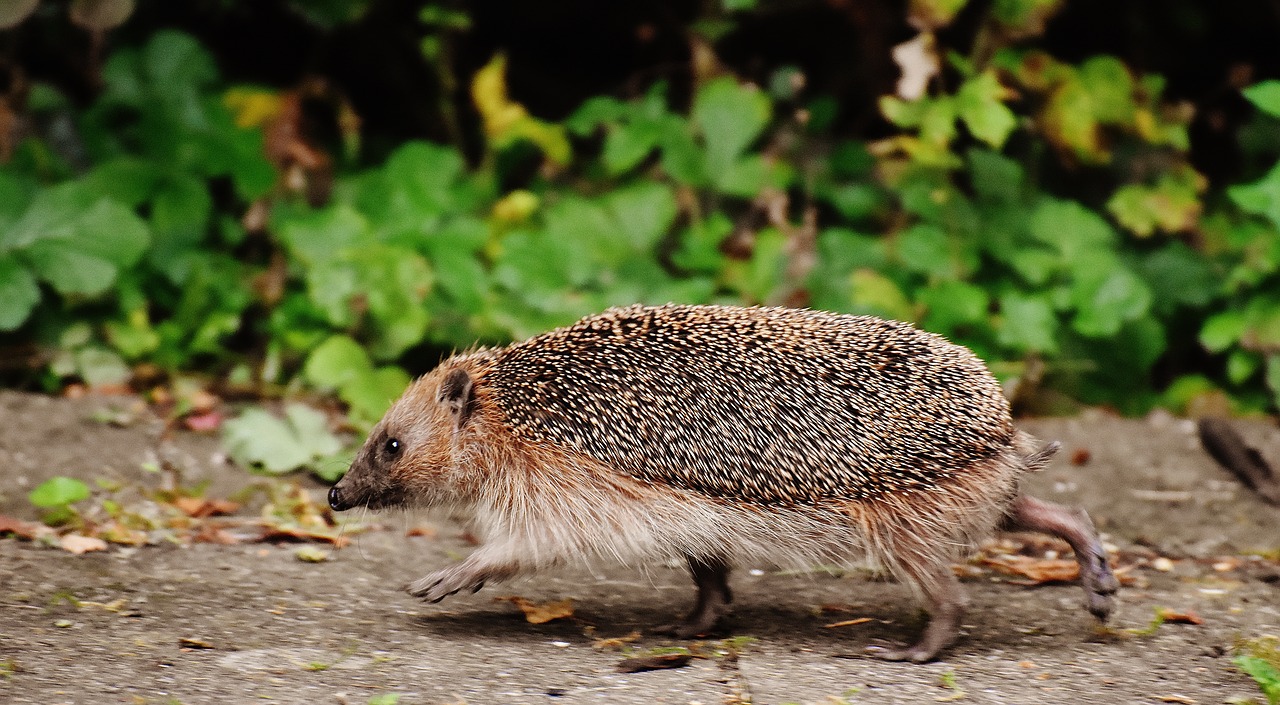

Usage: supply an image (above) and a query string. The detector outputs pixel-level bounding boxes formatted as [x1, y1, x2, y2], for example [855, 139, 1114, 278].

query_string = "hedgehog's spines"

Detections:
[480, 304, 1014, 506]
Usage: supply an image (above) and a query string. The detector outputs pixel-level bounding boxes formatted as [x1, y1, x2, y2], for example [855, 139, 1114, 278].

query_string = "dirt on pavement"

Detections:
[0, 390, 1278, 705]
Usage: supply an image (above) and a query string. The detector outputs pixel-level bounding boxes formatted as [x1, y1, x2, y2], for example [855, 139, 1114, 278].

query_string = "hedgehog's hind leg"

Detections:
[867, 553, 969, 663]
[653, 556, 732, 638]
[1002, 494, 1119, 621]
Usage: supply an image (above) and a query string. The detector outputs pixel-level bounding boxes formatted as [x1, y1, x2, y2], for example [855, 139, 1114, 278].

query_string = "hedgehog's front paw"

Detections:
[406, 566, 486, 603]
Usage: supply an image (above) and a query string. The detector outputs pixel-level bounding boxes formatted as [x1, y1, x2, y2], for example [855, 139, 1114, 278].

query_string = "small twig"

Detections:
[1197, 418, 1280, 506]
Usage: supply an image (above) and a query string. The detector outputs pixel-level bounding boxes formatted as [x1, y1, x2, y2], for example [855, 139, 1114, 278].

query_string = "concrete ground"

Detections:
[0, 390, 1278, 705]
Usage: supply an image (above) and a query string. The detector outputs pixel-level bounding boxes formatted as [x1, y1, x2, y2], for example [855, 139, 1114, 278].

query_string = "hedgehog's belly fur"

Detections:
[458, 419, 1029, 590]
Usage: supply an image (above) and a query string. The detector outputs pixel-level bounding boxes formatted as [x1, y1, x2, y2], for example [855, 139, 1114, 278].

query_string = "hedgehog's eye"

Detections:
[383, 438, 402, 457]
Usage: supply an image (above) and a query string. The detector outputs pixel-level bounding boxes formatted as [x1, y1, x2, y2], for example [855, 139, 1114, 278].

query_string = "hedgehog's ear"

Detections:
[438, 367, 475, 427]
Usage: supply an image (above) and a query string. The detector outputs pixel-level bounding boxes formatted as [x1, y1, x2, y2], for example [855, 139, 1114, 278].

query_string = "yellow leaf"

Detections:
[471, 55, 571, 165]
[471, 54, 528, 139]
[224, 88, 284, 129]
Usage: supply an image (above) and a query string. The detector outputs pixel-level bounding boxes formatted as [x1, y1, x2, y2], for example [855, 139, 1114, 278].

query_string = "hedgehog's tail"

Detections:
[1013, 431, 1060, 473]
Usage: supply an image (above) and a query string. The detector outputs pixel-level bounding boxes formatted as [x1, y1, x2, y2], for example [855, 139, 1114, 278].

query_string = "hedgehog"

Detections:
[328, 303, 1118, 662]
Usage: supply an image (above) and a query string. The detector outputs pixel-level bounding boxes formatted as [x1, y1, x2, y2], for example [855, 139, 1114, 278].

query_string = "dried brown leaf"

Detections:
[981, 555, 1080, 583]
[496, 596, 575, 624]
[1156, 608, 1203, 625]
[0, 514, 40, 539]
[592, 630, 642, 651]
[824, 617, 874, 629]
[59, 534, 109, 555]
[616, 653, 692, 673]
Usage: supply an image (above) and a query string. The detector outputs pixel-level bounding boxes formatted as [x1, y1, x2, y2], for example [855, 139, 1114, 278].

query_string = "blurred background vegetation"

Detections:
[2, 0, 1280, 431]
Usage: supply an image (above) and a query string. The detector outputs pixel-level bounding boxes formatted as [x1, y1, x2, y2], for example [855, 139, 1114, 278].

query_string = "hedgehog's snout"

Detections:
[328, 485, 352, 511]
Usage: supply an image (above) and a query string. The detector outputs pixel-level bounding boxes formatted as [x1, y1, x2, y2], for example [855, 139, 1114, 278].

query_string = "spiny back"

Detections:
[481, 304, 1013, 504]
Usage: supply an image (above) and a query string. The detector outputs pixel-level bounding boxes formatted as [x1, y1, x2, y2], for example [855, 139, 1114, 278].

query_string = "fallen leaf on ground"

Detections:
[1157, 695, 1196, 704]
[592, 631, 642, 650]
[0, 514, 40, 539]
[172, 496, 241, 518]
[99, 522, 148, 546]
[1156, 608, 1203, 625]
[495, 596, 575, 624]
[824, 617, 873, 628]
[981, 555, 1079, 583]
[183, 411, 223, 432]
[257, 524, 350, 547]
[179, 637, 215, 649]
[295, 546, 329, 562]
[59, 534, 108, 554]
[616, 653, 692, 673]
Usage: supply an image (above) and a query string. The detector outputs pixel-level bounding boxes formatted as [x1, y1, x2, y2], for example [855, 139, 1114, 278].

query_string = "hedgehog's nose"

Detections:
[328, 486, 351, 511]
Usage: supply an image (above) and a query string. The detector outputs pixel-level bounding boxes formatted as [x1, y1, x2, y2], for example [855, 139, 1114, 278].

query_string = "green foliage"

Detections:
[29, 477, 92, 508]
[1235, 636, 1280, 705]
[29, 476, 92, 526]
[222, 404, 344, 475]
[4, 3, 1280, 437]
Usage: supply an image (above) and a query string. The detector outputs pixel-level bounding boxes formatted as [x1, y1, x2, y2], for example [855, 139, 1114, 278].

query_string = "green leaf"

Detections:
[380, 141, 467, 223]
[1199, 311, 1244, 353]
[74, 346, 131, 386]
[9, 192, 151, 296]
[998, 292, 1058, 354]
[564, 95, 628, 135]
[602, 122, 661, 175]
[896, 224, 954, 279]
[1138, 242, 1216, 313]
[1226, 349, 1260, 385]
[1078, 56, 1136, 124]
[341, 366, 412, 425]
[1229, 161, 1280, 231]
[956, 71, 1018, 148]
[29, 477, 91, 508]
[692, 78, 771, 187]
[716, 154, 773, 197]
[1234, 654, 1280, 705]
[82, 158, 162, 208]
[304, 335, 374, 392]
[0, 258, 39, 331]
[1028, 199, 1116, 265]
[1243, 80, 1280, 119]
[920, 281, 990, 332]
[967, 148, 1023, 202]
[727, 228, 787, 303]
[278, 204, 372, 266]
[1070, 264, 1152, 338]
[604, 182, 677, 251]
[222, 404, 343, 475]
[849, 269, 914, 321]
[151, 174, 212, 245]
[826, 183, 883, 220]
[673, 214, 732, 274]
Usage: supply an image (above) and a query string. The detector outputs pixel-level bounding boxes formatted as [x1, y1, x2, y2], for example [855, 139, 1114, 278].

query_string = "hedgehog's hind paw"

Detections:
[864, 639, 942, 664]
[653, 555, 733, 639]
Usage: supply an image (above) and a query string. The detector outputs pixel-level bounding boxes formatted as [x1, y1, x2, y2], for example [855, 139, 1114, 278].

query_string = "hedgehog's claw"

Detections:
[865, 639, 940, 663]
[407, 566, 486, 603]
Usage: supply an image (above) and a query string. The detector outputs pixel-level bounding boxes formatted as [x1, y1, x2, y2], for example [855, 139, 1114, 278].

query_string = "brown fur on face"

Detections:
[329, 362, 480, 511]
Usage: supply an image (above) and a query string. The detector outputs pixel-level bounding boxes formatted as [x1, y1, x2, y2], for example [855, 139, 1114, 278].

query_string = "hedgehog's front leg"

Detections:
[654, 556, 732, 638]
[406, 547, 518, 603]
